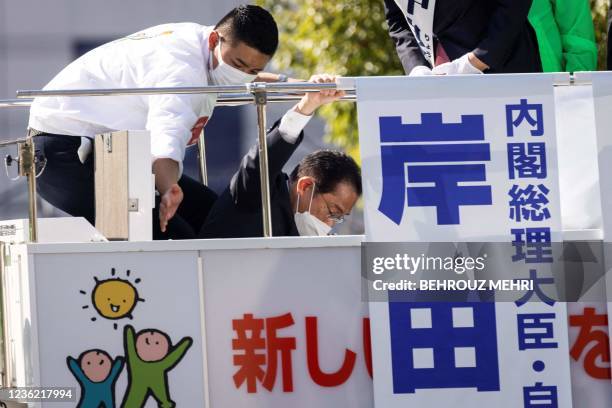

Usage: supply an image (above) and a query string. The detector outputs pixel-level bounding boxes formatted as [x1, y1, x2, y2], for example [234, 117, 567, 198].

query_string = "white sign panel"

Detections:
[554, 84, 602, 232]
[30, 250, 205, 408]
[567, 302, 612, 405]
[588, 71, 612, 384]
[556, 76, 611, 406]
[358, 74, 563, 241]
[357, 74, 573, 407]
[200, 244, 373, 408]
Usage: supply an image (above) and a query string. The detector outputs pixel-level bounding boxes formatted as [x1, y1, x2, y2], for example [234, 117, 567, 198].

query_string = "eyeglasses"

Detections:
[321, 195, 346, 225]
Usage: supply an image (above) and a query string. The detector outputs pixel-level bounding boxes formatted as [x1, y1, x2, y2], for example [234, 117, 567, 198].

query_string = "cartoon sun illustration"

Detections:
[80, 268, 145, 330]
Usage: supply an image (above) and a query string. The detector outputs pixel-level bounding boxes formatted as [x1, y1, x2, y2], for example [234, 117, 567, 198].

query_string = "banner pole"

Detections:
[252, 84, 273, 237]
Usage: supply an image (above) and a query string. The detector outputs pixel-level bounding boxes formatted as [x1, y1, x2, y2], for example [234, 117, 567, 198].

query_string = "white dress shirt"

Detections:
[29, 23, 218, 168]
[278, 108, 312, 143]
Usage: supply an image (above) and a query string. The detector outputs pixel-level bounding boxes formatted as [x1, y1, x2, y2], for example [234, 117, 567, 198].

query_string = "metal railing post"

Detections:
[197, 129, 208, 186]
[17, 139, 37, 242]
[251, 84, 273, 237]
[0, 241, 11, 387]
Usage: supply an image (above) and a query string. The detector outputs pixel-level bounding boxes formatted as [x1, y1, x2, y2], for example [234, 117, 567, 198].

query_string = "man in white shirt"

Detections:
[29, 5, 286, 239]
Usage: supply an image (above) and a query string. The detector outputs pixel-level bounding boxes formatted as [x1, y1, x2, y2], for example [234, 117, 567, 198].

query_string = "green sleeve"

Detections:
[554, 0, 598, 71]
[162, 337, 193, 369]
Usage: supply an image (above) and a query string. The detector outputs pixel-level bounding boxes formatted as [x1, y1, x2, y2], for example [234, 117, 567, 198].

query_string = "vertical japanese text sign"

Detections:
[356, 74, 573, 408]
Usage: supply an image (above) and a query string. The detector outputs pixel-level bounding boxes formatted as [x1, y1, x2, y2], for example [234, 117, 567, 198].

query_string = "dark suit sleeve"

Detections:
[229, 120, 303, 208]
[471, 0, 534, 70]
[384, 0, 430, 74]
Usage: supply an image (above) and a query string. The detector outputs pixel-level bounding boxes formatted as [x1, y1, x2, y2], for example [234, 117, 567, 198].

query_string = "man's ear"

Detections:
[208, 30, 219, 51]
[296, 176, 315, 195]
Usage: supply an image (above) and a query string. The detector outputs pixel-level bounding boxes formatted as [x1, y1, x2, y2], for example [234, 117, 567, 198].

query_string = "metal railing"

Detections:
[0, 72, 584, 242]
[0, 82, 356, 241]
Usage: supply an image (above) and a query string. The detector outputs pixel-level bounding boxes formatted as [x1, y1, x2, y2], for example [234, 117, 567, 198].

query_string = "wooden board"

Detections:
[94, 131, 129, 240]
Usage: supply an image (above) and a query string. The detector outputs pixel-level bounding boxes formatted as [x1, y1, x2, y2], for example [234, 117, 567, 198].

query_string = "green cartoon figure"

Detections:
[121, 325, 192, 408]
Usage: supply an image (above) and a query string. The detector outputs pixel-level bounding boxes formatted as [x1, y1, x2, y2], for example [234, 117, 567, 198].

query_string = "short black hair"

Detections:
[290, 150, 362, 196]
[215, 5, 279, 56]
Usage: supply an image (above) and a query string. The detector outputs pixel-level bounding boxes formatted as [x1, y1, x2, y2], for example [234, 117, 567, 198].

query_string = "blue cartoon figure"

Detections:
[67, 349, 124, 408]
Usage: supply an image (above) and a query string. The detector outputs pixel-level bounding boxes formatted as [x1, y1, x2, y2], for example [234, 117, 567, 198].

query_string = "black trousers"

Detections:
[34, 133, 217, 240]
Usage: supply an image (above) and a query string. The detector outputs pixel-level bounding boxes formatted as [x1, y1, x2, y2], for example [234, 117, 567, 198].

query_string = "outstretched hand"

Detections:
[159, 184, 183, 233]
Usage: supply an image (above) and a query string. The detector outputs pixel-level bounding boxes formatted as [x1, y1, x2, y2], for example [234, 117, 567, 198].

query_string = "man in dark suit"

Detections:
[199, 75, 362, 238]
[384, 0, 542, 75]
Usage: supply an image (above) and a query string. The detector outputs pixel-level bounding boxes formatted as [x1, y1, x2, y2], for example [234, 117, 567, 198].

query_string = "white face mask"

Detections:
[294, 183, 332, 237]
[209, 38, 257, 85]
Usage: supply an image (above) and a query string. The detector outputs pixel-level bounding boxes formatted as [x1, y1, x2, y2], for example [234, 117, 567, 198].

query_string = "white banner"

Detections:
[10, 238, 371, 408]
[554, 84, 602, 232]
[357, 74, 573, 407]
[567, 302, 611, 405]
[588, 71, 612, 387]
[556, 76, 611, 407]
[29, 250, 205, 408]
[200, 242, 372, 408]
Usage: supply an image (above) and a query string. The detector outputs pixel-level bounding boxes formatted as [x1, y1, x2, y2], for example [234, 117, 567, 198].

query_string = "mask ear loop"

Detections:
[216, 37, 223, 63]
[307, 182, 316, 213]
[295, 181, 316, 214]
